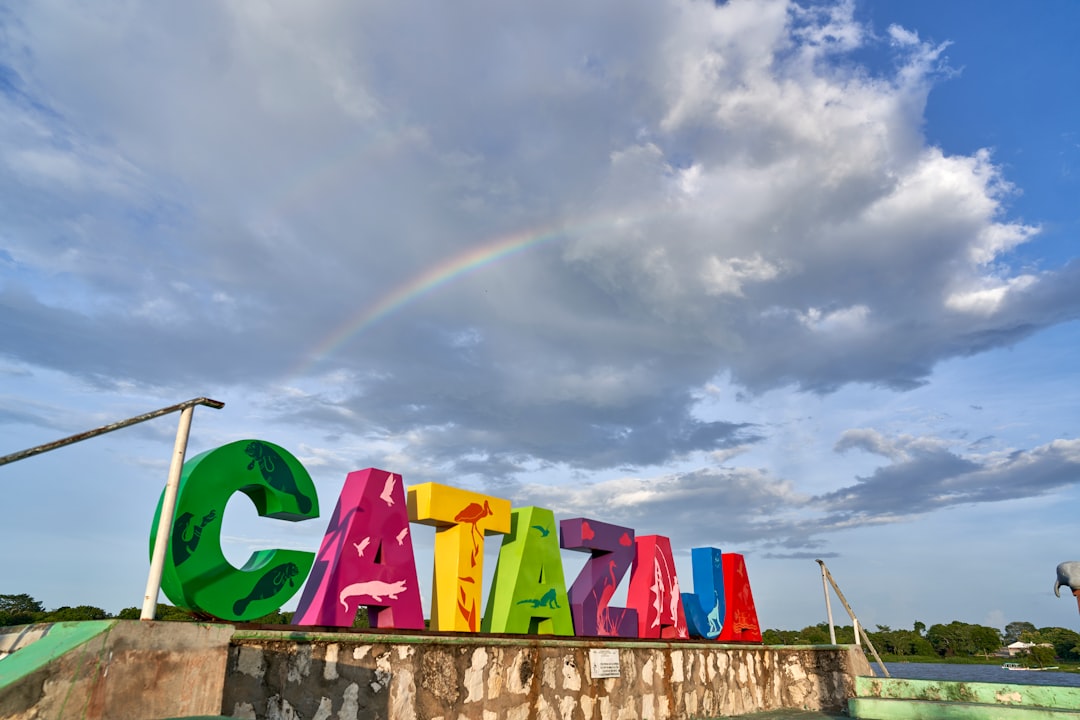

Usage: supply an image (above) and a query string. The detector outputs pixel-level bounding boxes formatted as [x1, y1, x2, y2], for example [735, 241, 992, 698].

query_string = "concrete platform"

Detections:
[0, 620, 233, 720]
[848, 675, 1080, 719]
[3, 621, 871, 719]
[716, 711, 847, 719]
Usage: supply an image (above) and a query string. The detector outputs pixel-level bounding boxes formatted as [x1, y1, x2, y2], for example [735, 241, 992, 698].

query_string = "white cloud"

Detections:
[945, 275, 1038, 316]
[3, 0, 1080, 626]
[2, 0, 1074, 467]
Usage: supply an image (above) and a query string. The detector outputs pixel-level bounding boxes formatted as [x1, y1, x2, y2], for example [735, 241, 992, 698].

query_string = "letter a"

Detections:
[293, 468, 424, 629]
[483, 507, 574, 635]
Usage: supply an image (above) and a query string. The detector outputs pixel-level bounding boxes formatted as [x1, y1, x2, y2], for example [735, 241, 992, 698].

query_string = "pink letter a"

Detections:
[293, 468, 424, 629]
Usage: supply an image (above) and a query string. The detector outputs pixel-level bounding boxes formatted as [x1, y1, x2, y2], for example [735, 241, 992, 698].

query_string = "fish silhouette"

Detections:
[233, 562, 299, 616]
[244, 441, 312, 513]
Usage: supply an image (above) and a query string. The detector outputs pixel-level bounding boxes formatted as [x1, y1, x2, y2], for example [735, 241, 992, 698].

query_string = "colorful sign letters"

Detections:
[152, 439, 761, 641]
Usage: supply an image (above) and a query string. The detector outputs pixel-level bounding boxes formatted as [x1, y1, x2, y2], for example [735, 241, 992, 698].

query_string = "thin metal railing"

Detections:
[0, 397, 223, 467]
[0, 396, 224, 621]
[816, 559, 890, 677]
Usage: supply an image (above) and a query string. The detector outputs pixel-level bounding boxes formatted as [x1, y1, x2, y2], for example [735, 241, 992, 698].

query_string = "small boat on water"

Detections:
[1002, 662, 1059, 671]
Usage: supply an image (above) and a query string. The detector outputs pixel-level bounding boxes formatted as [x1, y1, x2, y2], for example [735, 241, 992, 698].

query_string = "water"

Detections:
[881, 661, 1080, 687]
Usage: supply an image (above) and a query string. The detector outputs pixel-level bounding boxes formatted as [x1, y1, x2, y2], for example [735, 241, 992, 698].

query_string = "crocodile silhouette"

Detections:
[517, 588, 560, 609]
[339, 579, 408, 611]
[244, 441, 312, 513]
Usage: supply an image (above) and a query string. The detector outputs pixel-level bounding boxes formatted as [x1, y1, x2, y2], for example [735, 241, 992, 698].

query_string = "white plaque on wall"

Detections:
[589, 648, 621, 679]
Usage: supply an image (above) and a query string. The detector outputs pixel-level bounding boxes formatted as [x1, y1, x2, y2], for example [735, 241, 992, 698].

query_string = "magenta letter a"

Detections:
[293, 468, 424, 629]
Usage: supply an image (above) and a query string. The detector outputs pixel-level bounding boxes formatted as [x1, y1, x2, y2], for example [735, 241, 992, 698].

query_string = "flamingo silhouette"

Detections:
[454, 500, 493, 567]
[595, 559, 619, 635]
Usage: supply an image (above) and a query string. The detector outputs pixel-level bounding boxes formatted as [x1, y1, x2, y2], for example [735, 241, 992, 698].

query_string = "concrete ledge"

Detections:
[0, 620, 234, 720]
[848, 697, 1080, 719]
[855, 675, 1080, 709]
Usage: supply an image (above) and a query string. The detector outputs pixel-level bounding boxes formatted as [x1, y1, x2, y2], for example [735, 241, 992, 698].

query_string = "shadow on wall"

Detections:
[223, 643, 391, 719]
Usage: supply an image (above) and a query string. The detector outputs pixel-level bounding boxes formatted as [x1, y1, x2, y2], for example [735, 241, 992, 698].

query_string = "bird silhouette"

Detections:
[454, 500, 493, 567]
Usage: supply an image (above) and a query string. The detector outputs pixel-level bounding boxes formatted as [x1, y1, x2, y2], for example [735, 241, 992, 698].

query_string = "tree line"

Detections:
[0, 593, 360, 628]
[763, 620, 1080, 663]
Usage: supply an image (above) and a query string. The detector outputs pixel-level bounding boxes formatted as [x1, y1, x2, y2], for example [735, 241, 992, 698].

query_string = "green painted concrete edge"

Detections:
[0, 620, 118, 690]
[854, 675, 1080, 709]
[231, 627, 859, 653]
[849, 697, 1080, 719]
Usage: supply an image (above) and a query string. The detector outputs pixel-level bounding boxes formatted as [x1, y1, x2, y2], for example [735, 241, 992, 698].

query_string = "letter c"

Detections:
[149, 439, 319, 620]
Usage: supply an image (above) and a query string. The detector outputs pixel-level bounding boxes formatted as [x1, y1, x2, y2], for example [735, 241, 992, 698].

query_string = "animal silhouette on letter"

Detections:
[244, 441, 312, 513]
[518, 588, 560, 609]
[339, 579, 408, 611]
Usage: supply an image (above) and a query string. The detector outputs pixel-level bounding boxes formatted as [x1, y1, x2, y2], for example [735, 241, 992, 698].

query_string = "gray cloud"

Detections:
[2, 0, 1078, 492]
[494, 432, 1080, 553]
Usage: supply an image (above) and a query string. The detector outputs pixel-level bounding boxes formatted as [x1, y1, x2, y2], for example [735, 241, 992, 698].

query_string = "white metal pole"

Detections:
[818, 560, 837, 644]
[141, 406, 194, 620]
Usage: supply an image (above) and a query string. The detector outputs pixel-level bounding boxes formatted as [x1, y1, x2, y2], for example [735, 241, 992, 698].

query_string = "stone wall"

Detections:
[223, 629, 872, 720]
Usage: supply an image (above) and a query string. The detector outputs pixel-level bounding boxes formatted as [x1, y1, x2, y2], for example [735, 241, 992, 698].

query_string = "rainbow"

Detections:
[288, 222, 567, 377]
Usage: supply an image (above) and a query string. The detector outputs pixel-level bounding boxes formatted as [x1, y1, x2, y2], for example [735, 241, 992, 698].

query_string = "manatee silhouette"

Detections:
[233, 562, 300, 616]
[244, 441, 312, 513]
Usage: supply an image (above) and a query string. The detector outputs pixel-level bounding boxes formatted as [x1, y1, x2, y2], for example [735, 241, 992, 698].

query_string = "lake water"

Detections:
[879, 661, 1080, 687]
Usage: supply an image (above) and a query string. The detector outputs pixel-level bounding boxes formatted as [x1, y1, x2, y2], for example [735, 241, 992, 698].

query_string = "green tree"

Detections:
[926, 621, 1000, 657]
[911, 636, 936, 656]
[43, 606, 110, 622]
[0, 594, 46, 626]
[762, 625, 849, 645]
[969, 625, 1002, 657]
[762, 629, 799, 644]
[1028, 644, 1056, 668]
[1036, 627, 1080, 661]
[116, 604, 202, 622]
[1004, 621, 1036, 644]
[926, 622, 963, 656]
[248, 609, 293, 625]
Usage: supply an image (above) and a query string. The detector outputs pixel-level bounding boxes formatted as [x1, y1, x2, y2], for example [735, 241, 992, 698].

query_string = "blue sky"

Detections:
[2, 0, 1079, 635]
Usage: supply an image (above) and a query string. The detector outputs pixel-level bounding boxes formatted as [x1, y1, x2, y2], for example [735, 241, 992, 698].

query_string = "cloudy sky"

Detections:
[3, 0, 1079, 634]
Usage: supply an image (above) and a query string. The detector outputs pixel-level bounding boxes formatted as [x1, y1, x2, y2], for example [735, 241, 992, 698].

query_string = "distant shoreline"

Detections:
[880, 655, 1080, 673]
